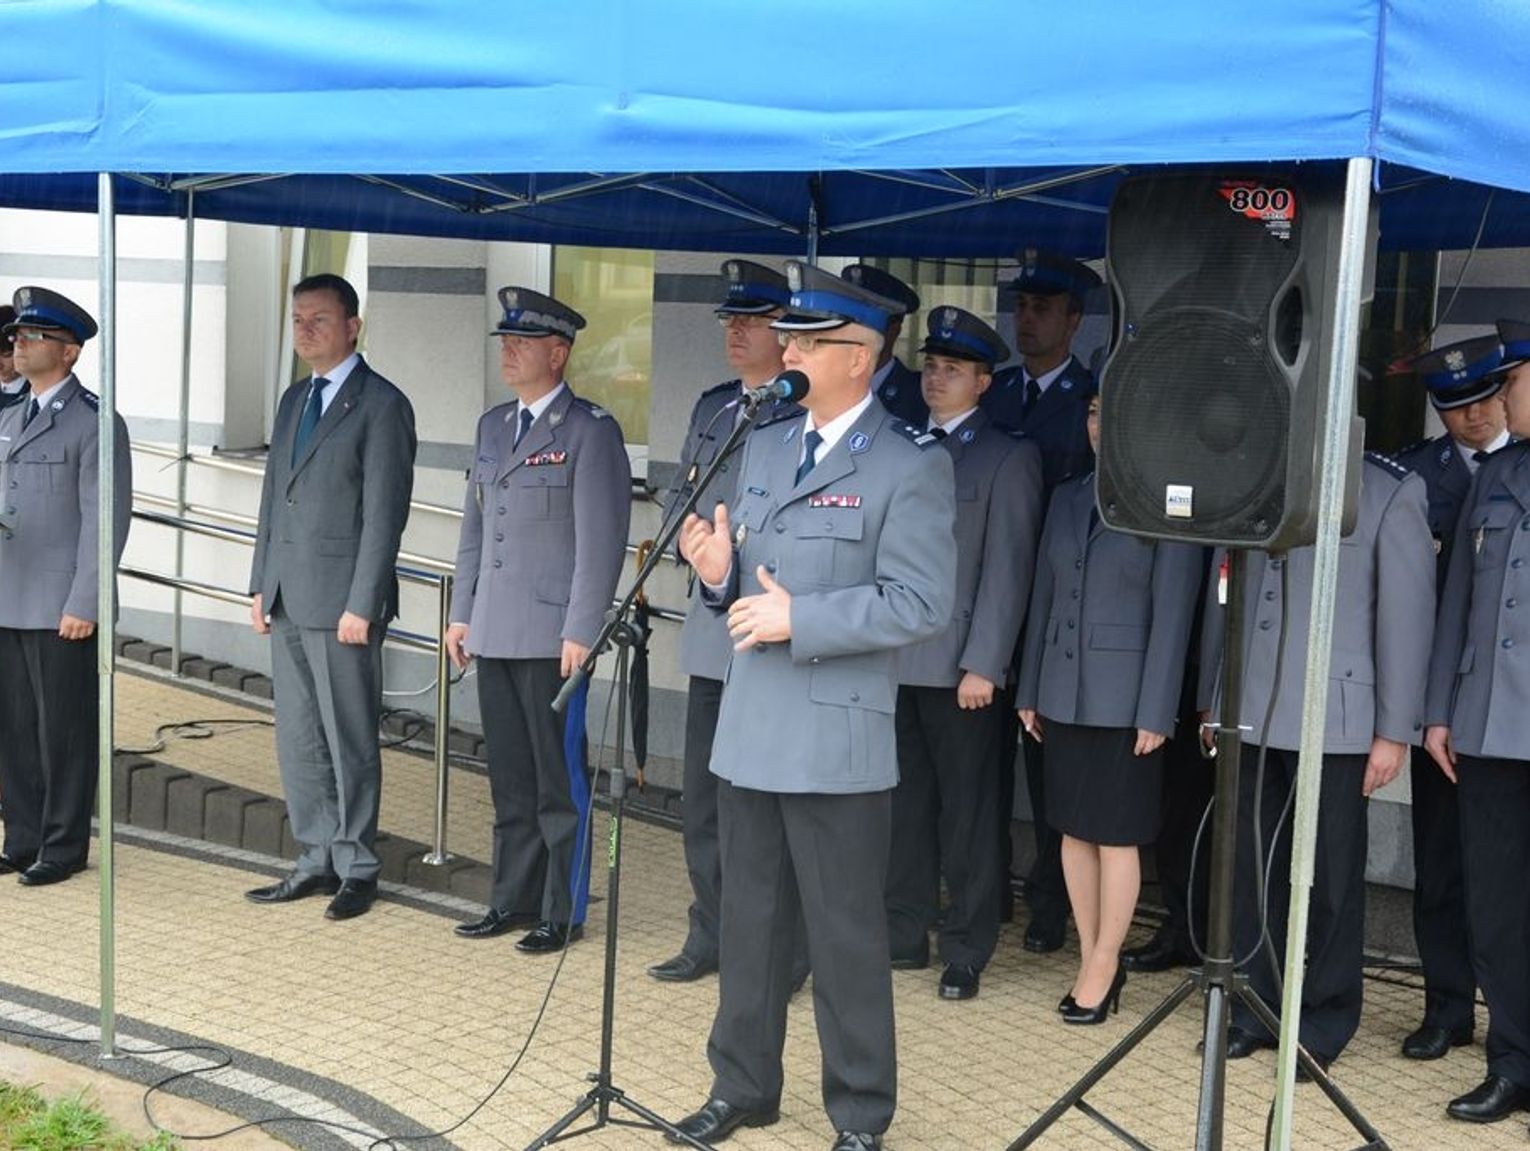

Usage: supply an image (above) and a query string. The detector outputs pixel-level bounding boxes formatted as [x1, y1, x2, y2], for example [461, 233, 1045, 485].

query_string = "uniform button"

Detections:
[850, 691, 861, 703]
[765, 560, 778, 573]
[1503, 638, 1515, 649]
[1259, 619, 1273, 631]
[1509, 598, 1519, 609]
[775, 523, 786, 534]
[1075, 558, 1084, 570]
[1344, 669, 1353, 678]
[810, 657, 821, 664]
[1066, 620, 1075, 630]
[494, 532, 504, 542]
[1515, 559, 1526, 569]
[1070, 589, 1079, 600]
[500, 479, 509, 489]
[497, 506, 506, 516]
[823, 519, 834, 529]
[493, 560, 503, 569]
[286, 498, 294, 506]
[1522, 519, 1530, 531]
[1065, 649, 1074, 659]
[1264, 590, 1276, 601]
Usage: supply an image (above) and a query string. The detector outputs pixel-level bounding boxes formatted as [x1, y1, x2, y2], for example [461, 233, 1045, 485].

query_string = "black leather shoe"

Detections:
[455, 908, 538, 939]
[1121, 938, 1195, 973]
[17, 859, 84, 887]
[1402, 1023, 1473, 1060]
[324, 879, 378, 921]
[1023, 919, 1066, 953]
[1225, 1028, 1276, 1059]
[1061, 966, 1125, 1025]
[938, 963, 980, 1001]
[647, 953, 718, 982]
[890, 937, 930, 970]
[0, 854, 35, 876]
[1057, 993, 1076, 1014]
[516, 921, 583, 954]
[245, 871, 340, 904]
[831, 1133, 882, 1151]
[1447, 1075, 1530, 1123]
[665, 1097, 779, 1144]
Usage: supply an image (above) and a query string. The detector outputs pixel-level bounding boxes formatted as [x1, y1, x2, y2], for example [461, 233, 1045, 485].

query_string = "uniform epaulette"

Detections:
[1395, 438, 1431, 458]
[1364, 450, 1411, 481]
[701, 379, 738, 400]
[573, 397, 612, 419]
[891, 421, 941, 449]
[77, 388, 100, 411]
[753, 408, 799, 431]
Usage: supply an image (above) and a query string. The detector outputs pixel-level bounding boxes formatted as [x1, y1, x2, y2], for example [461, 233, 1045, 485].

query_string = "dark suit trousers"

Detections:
[0, 628, 97, 867]
[887, 685, 1001, 968]
[1409, 746, 1476, 1032]
[477, 657, 591, 926]
[709, 781, 896, 1134]
[1232, 748, 1368, 1060]
[1456, 755, 1530, 1087]
[680, 675, 724, 963]
[270, 609, 385, 881]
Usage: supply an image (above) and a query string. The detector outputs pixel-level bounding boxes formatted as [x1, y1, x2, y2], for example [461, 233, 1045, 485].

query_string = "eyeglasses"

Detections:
[776, 332, 869, 353]
[12, 329, 69, 344]
[717, 314, 776, 329]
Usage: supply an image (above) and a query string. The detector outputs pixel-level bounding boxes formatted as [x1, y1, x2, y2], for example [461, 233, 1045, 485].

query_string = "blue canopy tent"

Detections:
[4, 2, 1529, 1147]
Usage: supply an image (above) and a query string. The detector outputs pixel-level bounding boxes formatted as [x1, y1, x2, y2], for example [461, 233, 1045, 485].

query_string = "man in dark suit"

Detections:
[982, 249, 1102, 952]
[245, 273, 417, 921]
[648, 259, 796, 982]
[1203, 454, 1434, 1073]
[841, 264, 927, 427]
[1395, 335, 1509, 1062]
[1424, 320, 1530, 1125]
[886, 306, 1042, 1000]
[671, 262, 956, 1151]
[0, 288, 131, 886]
[446, 287, 630, 952]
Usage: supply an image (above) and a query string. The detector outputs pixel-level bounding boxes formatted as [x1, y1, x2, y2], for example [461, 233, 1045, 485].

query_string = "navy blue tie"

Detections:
[292, 377, 327, 462]
[514, 406, 534, 449]
[795, 429, 823, 486]
[1021, 375, 1041, 417]
[22, 397, 39, 430]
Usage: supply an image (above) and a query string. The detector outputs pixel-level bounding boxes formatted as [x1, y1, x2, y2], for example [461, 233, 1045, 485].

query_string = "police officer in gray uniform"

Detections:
[1395, 335, 1509, 1062]
[246, 274, 417, 921]
[0, 287, 131, 885]
[0, 307, 28, 409]
[1202, 453, 1434, 1073]
[841, 264, 928, 428]
[1425, 319, 1530, 1125]
[649, 259, 800, 983]
[671, 262, 956, 1151]
[447, 287, 631, 953]
[886, 306, 1042, 1001]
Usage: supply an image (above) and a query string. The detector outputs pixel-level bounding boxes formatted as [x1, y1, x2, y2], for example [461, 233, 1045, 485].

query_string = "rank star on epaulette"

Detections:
[525, 450, 568, 467]
[808, 494, 862, 509]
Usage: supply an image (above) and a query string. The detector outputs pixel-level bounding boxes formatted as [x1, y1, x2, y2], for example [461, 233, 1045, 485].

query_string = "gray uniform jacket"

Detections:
[667, 380, 801, 682]
[1396, 432, 1474, 589]
[1201, 455, 1434, 753]
[250, 358, 417, 628]
[706, 404, 957, 794]
[452, 386, 630, 659]
[897, 410, 1043, 688]
[1425, 441, 1530, 760]
[1016, 472, 1202, 734]
[0, 376, 131, 628]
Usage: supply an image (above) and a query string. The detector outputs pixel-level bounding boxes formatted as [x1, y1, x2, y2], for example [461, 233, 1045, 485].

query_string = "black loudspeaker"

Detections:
[1097, 167, 1373, 550]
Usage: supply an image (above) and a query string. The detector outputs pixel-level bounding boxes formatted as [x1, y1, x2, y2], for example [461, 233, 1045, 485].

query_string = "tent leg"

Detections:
[172, 191, 195, 677]
[97, 171, 118, 1059]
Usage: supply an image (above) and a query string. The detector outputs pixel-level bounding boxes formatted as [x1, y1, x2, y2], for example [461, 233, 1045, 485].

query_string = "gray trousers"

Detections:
[270, 609, 384, 881]
[708, 781, 896, 1134]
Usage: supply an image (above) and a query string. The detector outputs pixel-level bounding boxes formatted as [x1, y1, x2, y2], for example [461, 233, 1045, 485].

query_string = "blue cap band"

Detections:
[787, 289, 890, 333]
[1423, 345, 1504, 391]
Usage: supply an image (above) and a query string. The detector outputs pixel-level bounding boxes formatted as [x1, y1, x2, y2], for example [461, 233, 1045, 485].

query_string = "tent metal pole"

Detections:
[97, 171, 119, 1058]
[171, 190, 195, 677]
[1269, 156, 1374, 1149]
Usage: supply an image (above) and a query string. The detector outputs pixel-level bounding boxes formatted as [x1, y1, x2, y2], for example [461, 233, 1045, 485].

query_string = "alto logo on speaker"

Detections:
[1164, 485, 1194, 519]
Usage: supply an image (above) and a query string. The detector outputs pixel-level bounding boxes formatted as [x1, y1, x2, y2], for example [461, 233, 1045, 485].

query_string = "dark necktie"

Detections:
[22, 396, 39, 429]
[1473, 449, 1492, 464]
[514, 406, 534, 449]
[928, 426, 948, 440]
[1022, 376, 1041, 417]
[796, 429, 824, 486]
[292, 377, 327, 462]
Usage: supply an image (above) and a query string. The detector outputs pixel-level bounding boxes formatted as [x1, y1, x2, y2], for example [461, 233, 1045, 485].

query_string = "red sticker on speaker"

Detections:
[1218, 181, 1296, 241]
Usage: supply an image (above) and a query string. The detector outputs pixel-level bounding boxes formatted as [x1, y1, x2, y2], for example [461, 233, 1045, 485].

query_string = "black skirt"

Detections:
[1043, 718, 1165, 846]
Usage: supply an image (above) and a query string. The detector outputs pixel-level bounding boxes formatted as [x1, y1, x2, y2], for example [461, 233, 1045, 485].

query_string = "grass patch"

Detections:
[0, 1079, 179, 1150]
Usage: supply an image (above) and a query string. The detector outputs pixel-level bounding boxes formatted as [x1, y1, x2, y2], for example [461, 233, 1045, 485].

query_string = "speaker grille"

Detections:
[1100, 307, 1290, 542]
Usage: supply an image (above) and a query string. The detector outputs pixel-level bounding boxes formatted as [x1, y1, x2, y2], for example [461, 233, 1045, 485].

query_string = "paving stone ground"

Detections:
[0, 669, 1523, 1150]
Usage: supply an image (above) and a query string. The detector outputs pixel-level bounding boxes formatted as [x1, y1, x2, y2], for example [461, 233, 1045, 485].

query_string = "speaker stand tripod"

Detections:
[1005, 551, 1388, 1151]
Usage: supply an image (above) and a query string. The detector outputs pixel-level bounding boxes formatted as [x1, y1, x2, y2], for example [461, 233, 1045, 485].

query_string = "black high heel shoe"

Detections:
[1057, 993, 1076, 1014]
[1061, 967, 1126, 1025]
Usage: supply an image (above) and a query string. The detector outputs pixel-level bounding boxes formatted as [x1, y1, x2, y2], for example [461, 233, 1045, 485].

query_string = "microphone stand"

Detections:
[524, 397, 771, 1151]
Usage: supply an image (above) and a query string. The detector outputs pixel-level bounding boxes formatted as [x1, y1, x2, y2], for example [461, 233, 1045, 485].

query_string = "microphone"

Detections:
[739, 370, 809, 411]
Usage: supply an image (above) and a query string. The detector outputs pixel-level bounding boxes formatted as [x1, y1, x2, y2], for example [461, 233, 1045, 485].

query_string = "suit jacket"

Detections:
[1396, 432, 1474, 590]
[873, 357, 929, 427]
[1201, 455, 1434, 754]
[706, 402, 956, 794]
[981, 354, 1095, 495]
[0, 375, 131, 628]
[897, 410, 1043, 688]
[250, 357, 416, 629]
[1016, 472, 1202, 735]
[667, 379, 801, 682]
[452, 385, 630, 659]
[1425, 441, 1530, 760]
